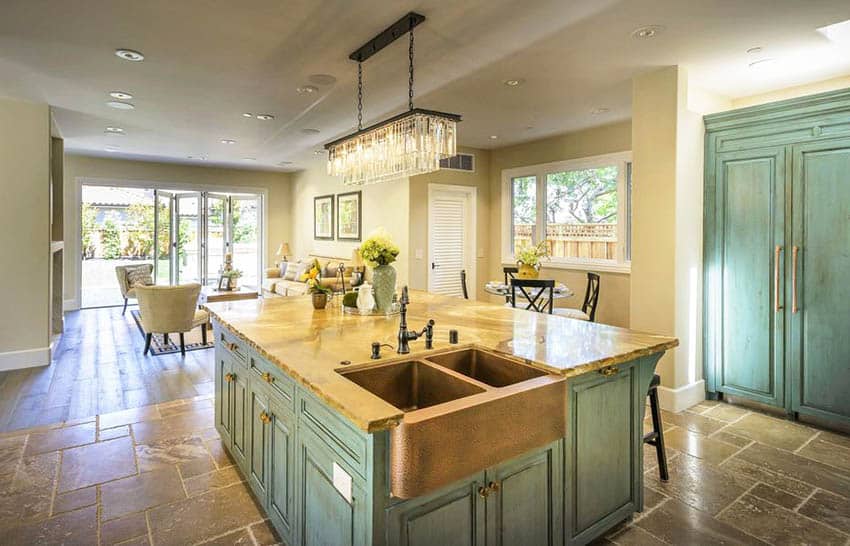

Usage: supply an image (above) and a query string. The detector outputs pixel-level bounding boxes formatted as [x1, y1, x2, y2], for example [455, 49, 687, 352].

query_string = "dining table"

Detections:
[484, 280, 574, 300]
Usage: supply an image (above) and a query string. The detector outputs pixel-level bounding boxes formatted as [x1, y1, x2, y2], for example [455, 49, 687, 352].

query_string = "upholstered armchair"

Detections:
[134, 283, 210, 356]
[115, 264, 154, 315]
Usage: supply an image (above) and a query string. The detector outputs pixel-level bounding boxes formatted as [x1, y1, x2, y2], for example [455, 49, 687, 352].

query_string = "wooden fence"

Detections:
[513, 223, 617, 260]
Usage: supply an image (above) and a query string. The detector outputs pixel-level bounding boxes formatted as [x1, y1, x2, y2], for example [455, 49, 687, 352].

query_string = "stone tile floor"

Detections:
[0, 395, 848, 545]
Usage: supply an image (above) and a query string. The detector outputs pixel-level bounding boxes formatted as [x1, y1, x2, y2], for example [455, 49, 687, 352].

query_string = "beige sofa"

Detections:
[263, 254, 359, 297]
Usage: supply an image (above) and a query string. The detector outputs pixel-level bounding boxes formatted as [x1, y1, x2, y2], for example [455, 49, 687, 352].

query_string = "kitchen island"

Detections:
[205, 291, 677, 546]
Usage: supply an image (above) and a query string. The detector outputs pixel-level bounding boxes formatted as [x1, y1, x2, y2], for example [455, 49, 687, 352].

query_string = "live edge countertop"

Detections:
[204, 290, 678, 433]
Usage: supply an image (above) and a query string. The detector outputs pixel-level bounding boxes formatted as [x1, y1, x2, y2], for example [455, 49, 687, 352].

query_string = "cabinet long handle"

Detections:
[792, 246, 799, 314]
[774, 245, 783, 312]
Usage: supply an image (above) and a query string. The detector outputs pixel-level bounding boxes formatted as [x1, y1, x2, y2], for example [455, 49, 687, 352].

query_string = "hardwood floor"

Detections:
[0, 306, 214, 433]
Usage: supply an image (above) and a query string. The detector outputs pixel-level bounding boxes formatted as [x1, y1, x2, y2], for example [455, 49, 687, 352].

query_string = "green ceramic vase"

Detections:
[371, 265, 397, 312]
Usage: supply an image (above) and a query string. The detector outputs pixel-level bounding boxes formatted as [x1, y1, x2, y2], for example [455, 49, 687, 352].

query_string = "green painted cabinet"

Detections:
[704, 89, 850, 428]
[268, 394, 296, 545]
[296, 424, 369, 546]
[214, 354, 234, 448]
[789, 138, 850, 424]
[247, 384, 270, 501]
[231, 365, 249, 471]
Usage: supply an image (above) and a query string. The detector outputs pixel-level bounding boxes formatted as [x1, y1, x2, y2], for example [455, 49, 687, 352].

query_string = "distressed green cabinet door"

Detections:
[790, 138, 850, 424]
[247, 384, 269, 502]
[565, 365, 637, 545]
[296, 426, 368, 546]
[386, 474, 487, 546]
[230, 366, 249, 472]
[711, 147, 786, 406]
[267, 397, 295, 545]
[214, 355, 233, 447]
[485, 442, 563, 546]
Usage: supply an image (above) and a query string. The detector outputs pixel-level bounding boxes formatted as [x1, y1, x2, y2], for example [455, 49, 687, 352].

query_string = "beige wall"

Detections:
[0, 97, 50, 364]
[290, 158, 411, 285]
[731, 74, 850, 109]
[63, 155, 293, 307]
[487, 121, 633, 328]
[408, 147, 492, 300]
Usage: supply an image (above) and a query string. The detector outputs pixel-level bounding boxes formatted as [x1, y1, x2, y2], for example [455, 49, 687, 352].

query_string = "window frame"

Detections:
[501, 151, 632, 274]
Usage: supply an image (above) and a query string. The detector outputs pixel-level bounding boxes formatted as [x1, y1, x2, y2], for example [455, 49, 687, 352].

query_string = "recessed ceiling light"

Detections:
[308, 74, 337, 86]
[256, 114, 275, 121]
[104, 146, 120, 152]
[278, 161, 293, 165]
[104, 127, 125, 134]
[313, 150, 325, 155]
[631, 25, 664, 39]
[746, 46, 763, 55]
[503, 79, 524, 87]
[220, 139, 237, 145]
[489, 135, 499, 140]
[115, 49, 144, 62]
[749, 58, 777, 70]
[297, 85, 318, 94]
[301, 128, 321, 134]
[109, 91, 133, 100]
[188, 155, 207, 160]
[242, 112, 253, 118]
[591, 107, 610, 115]
[242, 157, 257, 161]
[106, 101, 135, 110]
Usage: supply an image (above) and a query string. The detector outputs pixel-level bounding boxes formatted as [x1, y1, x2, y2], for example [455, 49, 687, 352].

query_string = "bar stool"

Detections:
[644, 374, 669, 481]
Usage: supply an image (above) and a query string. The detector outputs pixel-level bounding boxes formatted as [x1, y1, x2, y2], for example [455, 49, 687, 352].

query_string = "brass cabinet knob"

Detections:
[224, 373, 235, 383]
[488, 481, 500, 493]
[477, 486, 489, 498]
[261, 372, 274, 383]
[599, 366, 619, 377]
[227, 342, 238, 351]
[259, 411, 271, 424]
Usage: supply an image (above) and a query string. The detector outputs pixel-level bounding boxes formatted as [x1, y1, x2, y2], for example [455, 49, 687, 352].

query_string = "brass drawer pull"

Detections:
[224, 373, 235, 383]
[226, 342, 239, 352]
[488, 481, 500, 493]
[261, 372, 274, 383]
[792, 245, 799, 314]
[259, 411, 271, 424]
[477, 486, 490, 498]
[774, 245, 783, 312]
[599, 366, 619, 377]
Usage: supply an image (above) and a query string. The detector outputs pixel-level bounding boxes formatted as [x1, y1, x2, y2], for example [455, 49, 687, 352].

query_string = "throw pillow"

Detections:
[283, 261, 299, 281]
[126, 265, 153, 288]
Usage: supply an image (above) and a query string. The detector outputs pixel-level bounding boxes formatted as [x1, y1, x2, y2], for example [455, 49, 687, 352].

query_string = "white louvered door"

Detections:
[428, 185, 476, 298]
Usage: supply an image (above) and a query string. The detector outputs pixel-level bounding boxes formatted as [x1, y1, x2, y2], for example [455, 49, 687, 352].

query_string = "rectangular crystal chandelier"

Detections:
[326, 108, 460, 186]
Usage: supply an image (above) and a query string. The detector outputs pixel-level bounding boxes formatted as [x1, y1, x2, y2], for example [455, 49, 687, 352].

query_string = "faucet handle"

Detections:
[400, 286, 410, 305]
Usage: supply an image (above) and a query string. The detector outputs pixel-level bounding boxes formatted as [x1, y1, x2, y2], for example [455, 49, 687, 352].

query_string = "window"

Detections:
[502, 151, 632, 272]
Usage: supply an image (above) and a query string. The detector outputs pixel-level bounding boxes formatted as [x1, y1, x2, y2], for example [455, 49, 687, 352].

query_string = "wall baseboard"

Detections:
[0, 347, 50, 371]
[657, 380, 705, 413]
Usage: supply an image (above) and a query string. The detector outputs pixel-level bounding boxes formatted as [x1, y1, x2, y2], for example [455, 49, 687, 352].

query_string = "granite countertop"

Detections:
[204, 290, 678, 433]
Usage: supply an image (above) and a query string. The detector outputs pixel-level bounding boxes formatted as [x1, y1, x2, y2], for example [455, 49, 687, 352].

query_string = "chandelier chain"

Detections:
[357, 62, 363, 130]
[408, 23, 414, 111]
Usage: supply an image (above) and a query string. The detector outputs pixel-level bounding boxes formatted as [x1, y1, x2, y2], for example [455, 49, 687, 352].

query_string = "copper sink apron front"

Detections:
[339, 347, 567, 499]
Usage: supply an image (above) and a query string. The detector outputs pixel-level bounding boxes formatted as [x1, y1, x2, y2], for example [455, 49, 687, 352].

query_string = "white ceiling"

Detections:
[1, 0, 849, 171]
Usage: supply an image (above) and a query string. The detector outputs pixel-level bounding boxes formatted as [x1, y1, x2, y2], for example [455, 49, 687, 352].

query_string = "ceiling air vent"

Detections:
[439, 153, 475, 172]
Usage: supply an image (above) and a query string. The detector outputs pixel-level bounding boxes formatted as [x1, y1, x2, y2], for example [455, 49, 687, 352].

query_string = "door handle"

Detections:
[792, 246, 799, 314]
[431, 263, 439, 269]
[774, 245, 783, 312]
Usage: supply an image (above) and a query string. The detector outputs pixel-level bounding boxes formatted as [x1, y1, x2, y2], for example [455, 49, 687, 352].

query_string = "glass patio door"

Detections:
[175, 193, 202, 284]
[230, 195, 261, 288]
[154, 190, 174, 285]
[205, 194, 228, 285]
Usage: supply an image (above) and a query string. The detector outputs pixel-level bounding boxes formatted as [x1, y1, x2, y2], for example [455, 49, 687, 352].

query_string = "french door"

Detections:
[154, 191, 262, 287]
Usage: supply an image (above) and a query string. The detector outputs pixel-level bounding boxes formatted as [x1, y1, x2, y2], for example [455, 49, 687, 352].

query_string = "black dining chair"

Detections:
[460, 269, 469, 299]
[644, 374, 669, 481]
[510, 279, 555, 314]
[502, 266, 519, 305]
[553, 272, 600, 322]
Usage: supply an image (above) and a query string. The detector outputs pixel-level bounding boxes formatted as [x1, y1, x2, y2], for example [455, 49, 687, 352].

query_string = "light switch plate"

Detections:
[332, 462, 353, 503]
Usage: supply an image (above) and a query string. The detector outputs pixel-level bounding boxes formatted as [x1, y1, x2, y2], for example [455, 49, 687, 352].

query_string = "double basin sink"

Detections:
[337, 348, 566, 498]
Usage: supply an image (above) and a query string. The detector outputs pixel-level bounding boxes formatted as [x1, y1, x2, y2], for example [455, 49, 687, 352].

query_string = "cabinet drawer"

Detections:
[214, 321, 249, 365]
[249, 353, 295, 409]
[297, 389, 368, 478]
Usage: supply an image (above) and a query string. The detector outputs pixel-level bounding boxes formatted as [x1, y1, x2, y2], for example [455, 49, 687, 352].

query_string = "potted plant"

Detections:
[358, 230, 400, 312]
[222, 269, 243, 290]
[306, 278, 333, 309]
[516, 240, 549, 279]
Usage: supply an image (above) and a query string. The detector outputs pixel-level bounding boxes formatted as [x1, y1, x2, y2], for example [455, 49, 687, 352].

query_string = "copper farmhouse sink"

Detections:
[338, 347, 566, 498]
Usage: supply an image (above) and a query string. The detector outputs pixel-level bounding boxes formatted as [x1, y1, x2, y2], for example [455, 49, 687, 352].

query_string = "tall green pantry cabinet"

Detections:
[704, 89, 850, 428]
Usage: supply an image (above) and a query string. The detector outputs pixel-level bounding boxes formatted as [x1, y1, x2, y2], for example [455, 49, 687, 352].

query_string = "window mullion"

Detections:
[536, 172, 546, 244]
